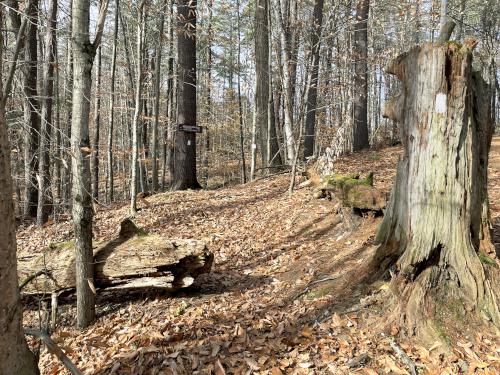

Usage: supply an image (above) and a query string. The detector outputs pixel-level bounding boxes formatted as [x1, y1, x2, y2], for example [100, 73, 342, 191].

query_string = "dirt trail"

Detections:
[19, 139, 500, 374]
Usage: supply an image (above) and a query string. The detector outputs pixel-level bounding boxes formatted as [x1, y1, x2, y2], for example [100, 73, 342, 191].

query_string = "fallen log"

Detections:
[310, 172, 386, 212]
[18, 219, 214, 294]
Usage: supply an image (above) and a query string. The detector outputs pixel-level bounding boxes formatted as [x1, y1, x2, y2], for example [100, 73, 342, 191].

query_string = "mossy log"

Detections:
[17, 219, 214, 294]
[374, 30, 500, 341]
[314, 172, 386, 212]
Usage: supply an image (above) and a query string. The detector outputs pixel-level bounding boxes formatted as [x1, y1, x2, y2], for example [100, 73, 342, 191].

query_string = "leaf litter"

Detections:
[19, 140, 500, 374]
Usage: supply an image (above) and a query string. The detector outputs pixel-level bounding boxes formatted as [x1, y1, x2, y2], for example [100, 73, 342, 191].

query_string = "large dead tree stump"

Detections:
[374, 36, 499, 340]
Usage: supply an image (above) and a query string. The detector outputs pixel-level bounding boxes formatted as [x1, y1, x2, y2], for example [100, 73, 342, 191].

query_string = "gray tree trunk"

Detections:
[130, 1, 146, 214]
[61, 4, 73, 212]
[352, 0, 369, 151]
[107, 0, 119, 203]
[172, 0, 200, 190]
[0, 107, 39, 375]
[37, 0, 57, 225]
[23, 0, 40, 218]
[91, 46, 102, 202]
[151, 0, 166, 192]
[0, 8, 38, 372]
[303, 0, 324, 159]
[236, 0, 247, 183]
[162, 0, 175, 189]
[254, 0, 270, 168]
[71, 0, 109, 328]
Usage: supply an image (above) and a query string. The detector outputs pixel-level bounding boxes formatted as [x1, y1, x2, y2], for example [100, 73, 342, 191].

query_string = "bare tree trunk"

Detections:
[91, 46, 102, 202]
[303, 0, 324, 159]
[23, 0, 40, 218]
[0, 110, 39, 374]
[236, 0, 247, 183]
[275, 0, 298, 162]
[352, 0, 369, 151]
[455, 0, 466, 41]
[439, 0, 448, 30]
[162, 0, 175, 189]
[375, 33, 500, 339]
[53, 41, 62, 216]
[61, 4, 73, 213]
[151, 0, 166, 192]
[37, 0, 57, 225]
[71, 0, 109, 329]
[172, 0, 200, 190]
[254, 0, 270, 168]
[267, 3, 281, 168]
[0, 8, 38, 372]
[202, 0, 213, 187]
[107, 0, 119, 203]
[130, 1, 146, 214]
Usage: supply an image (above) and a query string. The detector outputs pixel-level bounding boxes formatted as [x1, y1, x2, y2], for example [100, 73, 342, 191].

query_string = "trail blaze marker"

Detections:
[178, 124, 203, 133]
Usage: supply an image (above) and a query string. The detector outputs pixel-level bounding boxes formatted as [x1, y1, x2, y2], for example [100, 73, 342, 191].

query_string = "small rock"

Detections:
[457, 359, 468, 373]
[313, 189, 325, 199]
[299, 179, 312, 188]
[347, 353, 371, 368]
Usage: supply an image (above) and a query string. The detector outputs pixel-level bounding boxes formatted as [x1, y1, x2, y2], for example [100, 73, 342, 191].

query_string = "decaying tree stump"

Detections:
[374, 26, 499, 341]
[18, 219, 214, 294]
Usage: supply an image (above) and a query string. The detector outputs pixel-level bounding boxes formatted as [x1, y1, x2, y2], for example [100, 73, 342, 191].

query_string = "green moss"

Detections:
[175, 301, 191, 316]
[366, 172, 374, 186]
[478, 253, 497, 267]
[433, 291, 468, 346]
[323, 173, 373, 195]
[49, 240, 75, 252]
[305, 283, 337, 300]
[433, 321, 452, 346]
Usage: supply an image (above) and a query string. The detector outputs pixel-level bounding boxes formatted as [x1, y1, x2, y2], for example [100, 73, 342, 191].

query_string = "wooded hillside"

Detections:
[0, 0, 499, 373]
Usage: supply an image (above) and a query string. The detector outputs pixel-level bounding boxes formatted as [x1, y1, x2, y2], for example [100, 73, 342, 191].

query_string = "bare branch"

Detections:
[92, 0, 110, 51]
[1, 2, 29, 105]
[24, 328, 84, 375]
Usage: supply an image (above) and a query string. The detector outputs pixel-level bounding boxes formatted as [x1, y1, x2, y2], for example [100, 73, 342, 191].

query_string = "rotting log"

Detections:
[311, 172, 386, 212]
[18, 219, 214, 294]
[374, 25, 500, 342]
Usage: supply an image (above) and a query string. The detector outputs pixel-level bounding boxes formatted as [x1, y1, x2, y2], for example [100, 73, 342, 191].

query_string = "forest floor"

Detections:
[19, 137, 500, 375]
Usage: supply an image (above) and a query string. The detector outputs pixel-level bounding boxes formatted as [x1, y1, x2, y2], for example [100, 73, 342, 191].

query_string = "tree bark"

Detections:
[91, 46, 102, 202]
[61, 5, 73, 212]
[303, 0, 324, 159]
[107, 0, 119, 203]
[254, 0, 270, 167]
[0, 106, 39, 375]
[23, 0, 40, 218]
[37, 0, 57, 225]
[71, 0, 109, 329]
[352, 0, 369, 151]
[130, 1, 146, 214]
[375, 39, 500, 340]
[162, 0, 175, 189]
[0, 7, 37, 372]
[172, 0, 200, 190]
[151, 0, 166, 192]
[236, 0, 246, 183]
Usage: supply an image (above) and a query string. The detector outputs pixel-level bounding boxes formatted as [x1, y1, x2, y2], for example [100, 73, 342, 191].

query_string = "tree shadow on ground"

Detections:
[91, 244, 381, 375]
[149, 187, 285, 228]
[21, 273, 273, 320]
